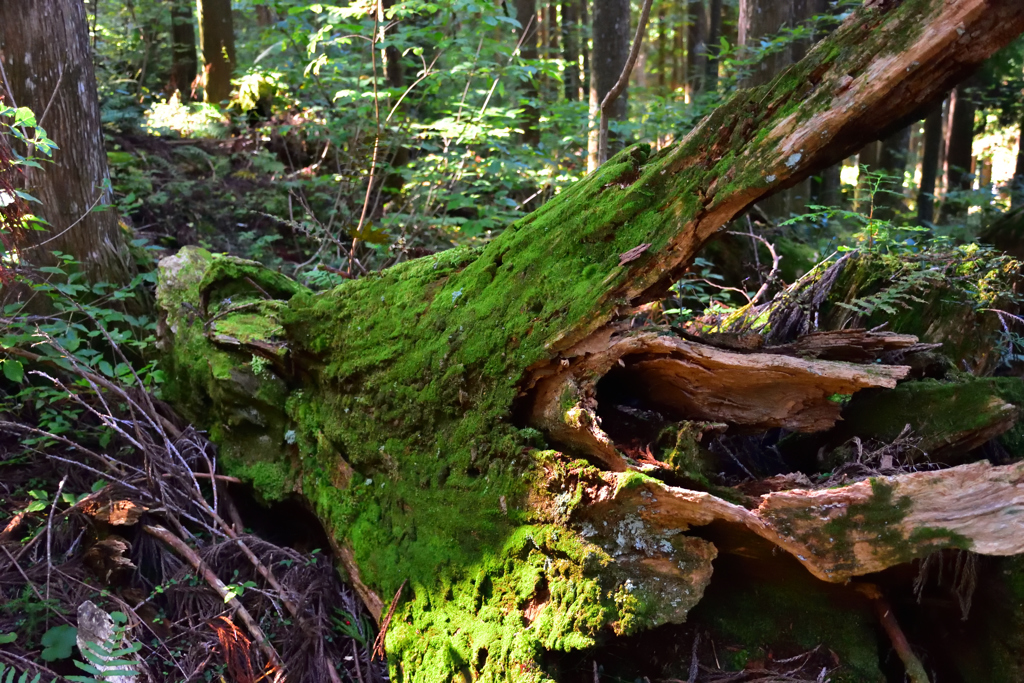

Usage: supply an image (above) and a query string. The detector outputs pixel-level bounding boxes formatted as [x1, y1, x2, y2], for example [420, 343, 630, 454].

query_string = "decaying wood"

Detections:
[529, 325, 909, 468]
[153, 0, 1024, 678]
[591, 459, 1024, 584]
[763, 328, 936, 363]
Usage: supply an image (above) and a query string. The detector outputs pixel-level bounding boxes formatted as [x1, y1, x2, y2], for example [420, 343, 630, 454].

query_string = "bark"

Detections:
[0, 0, 135, 286]
[156, 2, 1024, 680]
[170, 0, 198, 101]
[944, 78, 978, 219]
[516, 0, 541, 145]
[917, 102, 945, 225]
[587, 0, 630, 171]
[197, 0, 236, 103]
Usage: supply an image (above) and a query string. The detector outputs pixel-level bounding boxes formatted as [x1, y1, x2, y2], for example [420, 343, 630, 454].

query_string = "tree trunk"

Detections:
[516, 0, 542, 145]
[704, 0, 723, 92]
[944, 78, 977, 219]
[197, 0, 236, 103]
[170, 0, 198, 101]
[562, 0, 580, 101]
[157, 3, 1024, 680]
[671, 5, 684, 91]
[655, 3, 667, 92]
[1012, 112, 1024, 210]
[587, 0, 630, 172]
[917, 102, 945, 225]
[579, 0, 590, 97]
[873, 124, 912, 221]
[685, 0, 707, 98]
[738, 0, 791, 88]
[739, 0, 794, 220]
[0, 0, 135, 286]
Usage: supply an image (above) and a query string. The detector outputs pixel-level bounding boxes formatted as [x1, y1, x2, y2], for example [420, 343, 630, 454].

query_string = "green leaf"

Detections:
[13, 107, 36, 127]
[39, 624, 77, 661]
[2, 359, 24, 383]
[0, 632, 16, 644]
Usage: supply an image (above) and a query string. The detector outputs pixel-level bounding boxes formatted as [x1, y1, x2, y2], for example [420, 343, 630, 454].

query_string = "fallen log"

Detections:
[155, 1, 1024, 679]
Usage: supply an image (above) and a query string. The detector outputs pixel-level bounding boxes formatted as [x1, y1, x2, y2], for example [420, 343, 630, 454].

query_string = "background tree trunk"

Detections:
[170, 0, 198, 101]
[944, 78, 977, 220]
[587, 0, 630, 171]
[873, 124, 912, 221]
[516, 0, 542, 145]
[0, 0, 135, 286]
[685, 0, 707, 98]
[739, 0, 797, 220]
[197, 0, 236, 103]
[562, 0, 580, 101]
[704, 0, 723, 92]
[738, 0, 791, 89]
[155, 2, 1024, 679]
[1012, 112, 1024, 210]
[917, 102, 945, 224]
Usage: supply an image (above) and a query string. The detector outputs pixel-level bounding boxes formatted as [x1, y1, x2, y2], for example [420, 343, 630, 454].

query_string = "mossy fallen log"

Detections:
[156, 2, 1024, 680]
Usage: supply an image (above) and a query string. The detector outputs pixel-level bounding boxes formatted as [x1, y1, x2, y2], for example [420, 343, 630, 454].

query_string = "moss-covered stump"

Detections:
[154, 2, 1024, 679]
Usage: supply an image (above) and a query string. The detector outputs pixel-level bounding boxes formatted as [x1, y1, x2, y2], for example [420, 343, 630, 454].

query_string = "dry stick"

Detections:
[142, 524, 285, 673]
[855, 583, 930, 683]
[725, 230, 782, 307]
[372, 579, 407, 661]
[44, 475, 67, 602]
[596, 0, 655, 166]
[348, 0, 386, 276]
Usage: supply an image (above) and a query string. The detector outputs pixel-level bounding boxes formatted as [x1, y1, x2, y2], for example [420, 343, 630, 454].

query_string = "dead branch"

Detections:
[143, 524, 285, 673]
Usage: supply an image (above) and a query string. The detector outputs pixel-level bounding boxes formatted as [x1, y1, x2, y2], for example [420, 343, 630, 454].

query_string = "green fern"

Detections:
[0, 663, 42, 683]
[66, 612, 141, 683]
[835, 267, 942, 318]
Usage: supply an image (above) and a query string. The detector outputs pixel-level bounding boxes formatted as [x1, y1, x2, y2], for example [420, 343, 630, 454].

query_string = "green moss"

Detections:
[837, 378, 1022, 461]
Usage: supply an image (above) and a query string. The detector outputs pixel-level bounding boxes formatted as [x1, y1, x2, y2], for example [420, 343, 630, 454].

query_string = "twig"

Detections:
[372, 579, 407, 661]
[143, 524, 285, 673]
[597, 0, 655, 165]
[688, 632, 700, 682]
[45, 475, 67, 602]
[352, 640, 365, 683]
[725, 230, 782, 306]
[348, 0, 386, 275]
[855, 583, 930, 683]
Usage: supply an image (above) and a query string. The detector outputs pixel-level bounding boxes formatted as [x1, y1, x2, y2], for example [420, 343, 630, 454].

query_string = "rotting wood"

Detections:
[592, 459, 1024, 583]
[528, 325, 910, 466]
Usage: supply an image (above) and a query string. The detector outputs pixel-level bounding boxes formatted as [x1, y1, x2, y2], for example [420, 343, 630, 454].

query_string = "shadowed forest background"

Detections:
[3, 0, 1024, 682]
